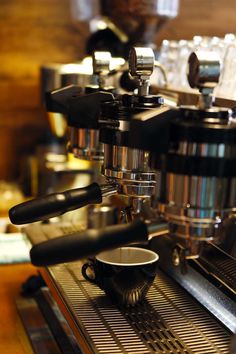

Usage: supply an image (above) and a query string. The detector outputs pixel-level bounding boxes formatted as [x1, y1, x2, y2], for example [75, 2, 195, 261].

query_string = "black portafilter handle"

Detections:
[9, 183, 102, 225]
[30, 220, 149, 266]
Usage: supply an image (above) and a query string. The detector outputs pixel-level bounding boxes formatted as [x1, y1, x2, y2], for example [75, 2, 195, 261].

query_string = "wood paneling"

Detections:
[157, 0, 236, 43]
[0, 0, 88, 180]
[1, 0, 236, 180]
[0, 0, 88, 80]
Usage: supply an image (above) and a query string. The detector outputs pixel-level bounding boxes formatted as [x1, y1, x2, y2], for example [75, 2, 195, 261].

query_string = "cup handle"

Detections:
[81, 262, 98, 284]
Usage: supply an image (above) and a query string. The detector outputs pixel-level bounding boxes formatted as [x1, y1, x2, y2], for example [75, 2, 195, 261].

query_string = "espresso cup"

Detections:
[82, 247, 159, 307]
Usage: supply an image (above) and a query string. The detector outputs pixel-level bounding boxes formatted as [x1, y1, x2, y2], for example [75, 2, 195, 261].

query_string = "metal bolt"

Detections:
[172, 247, 181, 267]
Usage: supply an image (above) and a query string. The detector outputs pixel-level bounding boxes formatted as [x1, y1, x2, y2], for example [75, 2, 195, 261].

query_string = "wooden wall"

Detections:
[1, 0, 236, 180]
[0, 0, 88, 180]
[159, 0, 236, 42]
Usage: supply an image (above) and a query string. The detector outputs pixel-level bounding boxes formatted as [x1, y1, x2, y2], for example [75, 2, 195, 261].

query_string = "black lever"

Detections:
[129, 106, 177, 153]
[45, 85, 82, 113]
[46, 85, 115, 129]
[68, 91, 114, 129]
[30, 220, 149, 266]
[9, 183, 103, 225]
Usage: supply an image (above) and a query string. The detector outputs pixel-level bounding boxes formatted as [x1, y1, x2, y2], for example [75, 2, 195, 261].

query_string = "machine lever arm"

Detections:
[9, 183, 117, 225]
[30, 220, 149, 266]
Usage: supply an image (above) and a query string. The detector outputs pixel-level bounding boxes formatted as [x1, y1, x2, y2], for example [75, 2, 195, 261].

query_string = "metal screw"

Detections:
[172, 247, 181, 267]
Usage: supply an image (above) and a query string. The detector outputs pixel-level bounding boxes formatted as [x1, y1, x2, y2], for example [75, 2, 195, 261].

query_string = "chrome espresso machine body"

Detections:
[131, 50, 236, 258]
[9, 48, 236, 353]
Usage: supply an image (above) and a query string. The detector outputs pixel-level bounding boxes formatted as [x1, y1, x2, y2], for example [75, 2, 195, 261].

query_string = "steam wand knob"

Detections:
[92, 51, 112, 89]
[187, 50, 221, 109]
[128, 47, 155, 96]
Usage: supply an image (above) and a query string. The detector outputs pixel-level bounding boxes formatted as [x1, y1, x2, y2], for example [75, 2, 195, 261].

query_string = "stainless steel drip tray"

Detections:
[40, 262, 231, 354]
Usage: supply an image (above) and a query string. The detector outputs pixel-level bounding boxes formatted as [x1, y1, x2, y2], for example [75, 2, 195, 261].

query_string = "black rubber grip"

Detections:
[9, 183, 102, 225]
[30, 220, 149, 266]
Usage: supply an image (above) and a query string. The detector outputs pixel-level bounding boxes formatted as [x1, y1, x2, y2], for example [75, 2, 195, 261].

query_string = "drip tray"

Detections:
[41, 262, 231, 354]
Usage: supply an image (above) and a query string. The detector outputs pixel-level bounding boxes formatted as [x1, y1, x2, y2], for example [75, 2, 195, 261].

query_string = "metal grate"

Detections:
[204, 256, 236, 292]
[45, 262, 231, 354]
[147, 277, 230, 353]
[26, 224, 232, 352]
[200, 245, 236, 294]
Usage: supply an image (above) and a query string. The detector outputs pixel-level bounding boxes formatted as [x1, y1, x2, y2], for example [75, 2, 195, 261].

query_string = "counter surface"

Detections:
[0, 263, 36, 354]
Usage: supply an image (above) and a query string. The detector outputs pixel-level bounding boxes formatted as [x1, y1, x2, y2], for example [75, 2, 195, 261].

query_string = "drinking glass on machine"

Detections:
[214, 42, 236, 100]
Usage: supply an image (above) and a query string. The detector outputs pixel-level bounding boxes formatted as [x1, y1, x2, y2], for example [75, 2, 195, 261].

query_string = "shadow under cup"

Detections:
[82, 247, 159, 307]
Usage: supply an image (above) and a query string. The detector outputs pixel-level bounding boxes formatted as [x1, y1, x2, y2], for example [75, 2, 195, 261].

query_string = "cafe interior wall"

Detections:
[0, 0, 235, 181]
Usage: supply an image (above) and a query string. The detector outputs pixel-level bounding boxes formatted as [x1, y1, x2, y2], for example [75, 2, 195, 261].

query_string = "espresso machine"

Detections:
[9, 47, 162, 227]
[9, 46, 236, 353]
